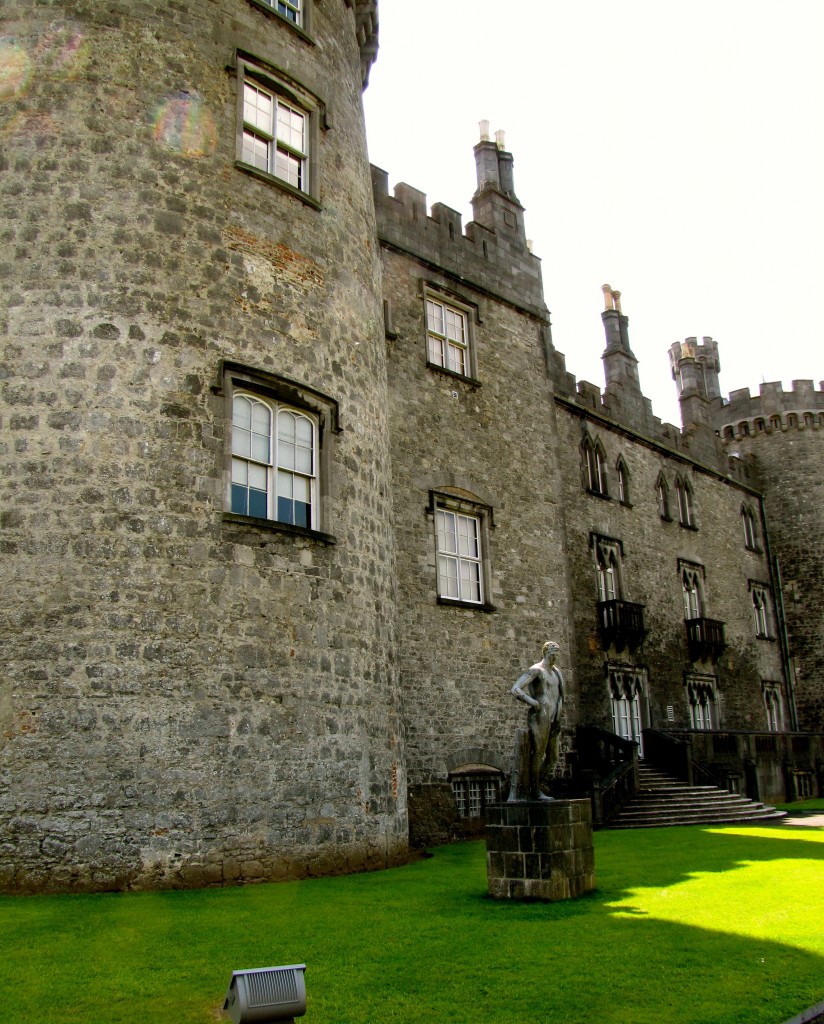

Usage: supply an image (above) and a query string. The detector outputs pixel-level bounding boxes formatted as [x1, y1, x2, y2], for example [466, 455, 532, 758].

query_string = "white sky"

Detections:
[363, 0, 823, 428]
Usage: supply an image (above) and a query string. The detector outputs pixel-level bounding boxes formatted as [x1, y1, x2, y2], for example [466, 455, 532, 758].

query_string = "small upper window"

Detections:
[583, 437, 608, 497]
[242, 81, 307, 191]
[234, 54, 324, 204]
[656, 473, 670, 520]
[741, 504, 760, 550]
[426, 296, 473, 378]
[675, 476, 696, 528]
[616, 458, 630, 505]
[265, 0, 301, 23]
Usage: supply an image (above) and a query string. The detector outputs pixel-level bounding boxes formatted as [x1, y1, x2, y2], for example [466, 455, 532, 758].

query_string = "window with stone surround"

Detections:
[681, 563, 704, 620]
[582, 436, 608, 497]
[686, 674, 717, 730]
[750, 582, 774, 639]
[741, 504, 760, 551]
[430, 489, 493, 608]
[425, 293, 476, 379]
[616, 457, 630, 505]
[675, 475, 696, 528]
[763, 682, 784, 732]
[609, 667, 646, 755]
[234, 53, 324, 204]
[221, 362, 338, 540]
[656, 473, 671, 520]
[450, 767, 503, 819]
[593, 535, 622, 602]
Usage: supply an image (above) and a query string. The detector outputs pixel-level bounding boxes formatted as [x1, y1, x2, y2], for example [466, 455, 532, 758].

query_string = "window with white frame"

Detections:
[431, 491, 492, 607]
[235, 55, 323, 201]
[609, 668, 646, 755]
[583, 437, 608, 496]
[687, 676, 717, 730]
[242, 81, 307, 190]
[681, 565, 704, 620]
[259, 0, 302, 23]
[436, 508, 483, 603]
[426, 296, 471, 377]
[222, 362, 338, 537]
[231, 394, 316, 528]
[675, 476, 696, 527]
[741, 504, 760, 550]
[450, 768, 503, 819]
[750, 583, 773, 639]
[763, 683, 784, 732]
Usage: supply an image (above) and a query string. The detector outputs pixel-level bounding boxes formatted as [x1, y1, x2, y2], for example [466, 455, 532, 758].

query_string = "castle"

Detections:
[1, 0, 821, 893]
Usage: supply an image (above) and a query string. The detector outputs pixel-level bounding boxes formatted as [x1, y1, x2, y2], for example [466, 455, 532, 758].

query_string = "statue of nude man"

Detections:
[508, 641, 564, 801]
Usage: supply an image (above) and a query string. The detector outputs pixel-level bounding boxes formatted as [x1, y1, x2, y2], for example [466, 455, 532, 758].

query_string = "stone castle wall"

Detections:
[0, 0, 407, 892]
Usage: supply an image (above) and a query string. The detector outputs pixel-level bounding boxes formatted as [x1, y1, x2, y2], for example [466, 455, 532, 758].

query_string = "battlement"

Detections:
[712, 379, 824, 441]
[371, 165, 548, 320]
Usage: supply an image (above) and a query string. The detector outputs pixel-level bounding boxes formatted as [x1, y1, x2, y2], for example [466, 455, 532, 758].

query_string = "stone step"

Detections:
[607, 764, 786, 829]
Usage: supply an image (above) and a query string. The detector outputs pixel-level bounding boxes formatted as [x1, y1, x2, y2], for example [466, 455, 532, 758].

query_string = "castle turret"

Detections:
[601, 284, 641, 392]
[471, 122, 527, 245]
[669, 336, 721, 429]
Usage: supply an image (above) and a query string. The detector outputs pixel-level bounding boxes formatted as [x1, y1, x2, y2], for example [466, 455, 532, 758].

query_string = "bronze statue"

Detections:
[508, 641, 564, 801]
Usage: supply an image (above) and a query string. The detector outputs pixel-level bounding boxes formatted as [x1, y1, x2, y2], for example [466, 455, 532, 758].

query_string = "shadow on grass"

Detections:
[1, 825, 822, 1024]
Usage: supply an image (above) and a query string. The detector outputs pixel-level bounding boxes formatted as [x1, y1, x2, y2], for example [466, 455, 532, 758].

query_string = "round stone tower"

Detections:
[712, 380, 824, 733]
[0, 0, 406, 892]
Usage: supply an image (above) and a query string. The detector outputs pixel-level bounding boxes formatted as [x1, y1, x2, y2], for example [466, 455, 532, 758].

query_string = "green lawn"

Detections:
[1, 824, 823, 1024]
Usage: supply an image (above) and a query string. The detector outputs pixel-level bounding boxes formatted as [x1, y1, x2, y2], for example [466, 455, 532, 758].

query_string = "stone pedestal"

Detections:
[485, 799, 595, 901]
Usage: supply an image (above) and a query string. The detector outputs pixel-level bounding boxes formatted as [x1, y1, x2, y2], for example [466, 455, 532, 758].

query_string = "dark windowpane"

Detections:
[277, 496, 294, 524]
[231, 484, 248, 516]
[294, 501, 310, 529]
[249, 488, 267, 519]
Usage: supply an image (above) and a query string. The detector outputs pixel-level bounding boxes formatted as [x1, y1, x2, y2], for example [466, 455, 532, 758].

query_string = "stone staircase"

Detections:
[607, 764, 787, 828]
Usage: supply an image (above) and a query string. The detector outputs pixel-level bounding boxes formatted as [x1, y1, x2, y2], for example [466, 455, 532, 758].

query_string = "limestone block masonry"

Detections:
[0, 0, 407, 892]
[486, 800, 595, 901]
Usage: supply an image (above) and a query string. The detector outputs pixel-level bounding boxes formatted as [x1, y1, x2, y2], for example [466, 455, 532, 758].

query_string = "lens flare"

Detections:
[0, 38, 33, 100]
[152, 92, 217, 158]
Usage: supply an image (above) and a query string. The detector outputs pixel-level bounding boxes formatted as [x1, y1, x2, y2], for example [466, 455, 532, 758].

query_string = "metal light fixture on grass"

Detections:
[223, 964, 307, 1023]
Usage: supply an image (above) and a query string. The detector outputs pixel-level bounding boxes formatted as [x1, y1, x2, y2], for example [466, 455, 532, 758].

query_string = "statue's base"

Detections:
[485, 799, 595, 901]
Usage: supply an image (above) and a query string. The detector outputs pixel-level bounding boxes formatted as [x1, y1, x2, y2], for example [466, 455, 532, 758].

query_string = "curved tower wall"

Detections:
[0, 0, 405, 892]
[714, 382, 824, 731]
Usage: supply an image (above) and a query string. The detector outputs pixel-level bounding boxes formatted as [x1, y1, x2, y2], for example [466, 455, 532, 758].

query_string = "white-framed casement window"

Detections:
[242, 81, 307, 189]
[750, 583, 773, 639]
[235, 53, 324, 203]
[675, 475, 696, 528]
[430, 489, 493, 608]
[681, 565, 704, 620]
[232, 394, 316, 528]
[763, 683, 784, 732]
[582, 436, 608, 496]
[425, 295, 473, 377]
[741, 504, 760, 550]
[450, 768, 503, 819]
[221, 361, 339, 538]
[608, 668, 646, 755]
[687, 675, 717, 730]
[263, 0, 301, 24]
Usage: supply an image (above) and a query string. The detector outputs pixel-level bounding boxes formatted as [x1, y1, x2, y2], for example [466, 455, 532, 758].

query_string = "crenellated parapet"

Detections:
[713, 380, 824, 441]
[371, 164, 548, 321]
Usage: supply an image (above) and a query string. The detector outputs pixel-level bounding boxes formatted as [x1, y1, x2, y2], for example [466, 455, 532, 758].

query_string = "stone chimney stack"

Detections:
[472, 122, 527, 245]
[669, 336, 721, 429]
[601, 284, 641, 392]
